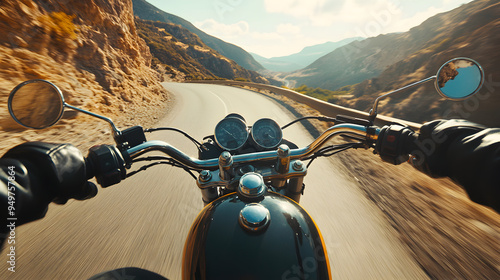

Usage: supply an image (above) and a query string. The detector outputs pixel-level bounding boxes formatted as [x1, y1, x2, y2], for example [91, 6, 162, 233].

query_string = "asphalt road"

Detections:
[1, 83, 428, 279]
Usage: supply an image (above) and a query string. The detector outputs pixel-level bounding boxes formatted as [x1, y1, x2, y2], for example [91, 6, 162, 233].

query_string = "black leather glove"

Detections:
[411, 119, 485, 177]
[1, 158, 52, 225]
[411, 119, 500, 212]
[2, 142, 98, 205]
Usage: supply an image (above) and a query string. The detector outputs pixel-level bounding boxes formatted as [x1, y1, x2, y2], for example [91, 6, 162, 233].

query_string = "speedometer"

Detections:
[251, 118, 282, 149]
[214, 117, 249, 151]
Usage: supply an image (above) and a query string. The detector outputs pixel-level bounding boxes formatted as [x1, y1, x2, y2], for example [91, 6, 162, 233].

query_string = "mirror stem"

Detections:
[65, 103, 122, 138]
[369, 75, 436, 122]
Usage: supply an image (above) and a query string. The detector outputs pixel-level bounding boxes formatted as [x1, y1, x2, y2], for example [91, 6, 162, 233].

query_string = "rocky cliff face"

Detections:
[136, 19, 268, 83]
[132, 0, 264, 72]
[0, 0, 167, 133]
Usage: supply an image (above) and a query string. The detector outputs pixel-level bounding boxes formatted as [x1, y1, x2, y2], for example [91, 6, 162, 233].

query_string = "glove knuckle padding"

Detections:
[415, 119, 485, 177]
[3, 142, 87, 202]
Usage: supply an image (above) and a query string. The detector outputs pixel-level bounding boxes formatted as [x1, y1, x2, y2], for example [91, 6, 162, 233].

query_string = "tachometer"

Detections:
[251, 118, 282, 149]
[214, 117, 249, 151]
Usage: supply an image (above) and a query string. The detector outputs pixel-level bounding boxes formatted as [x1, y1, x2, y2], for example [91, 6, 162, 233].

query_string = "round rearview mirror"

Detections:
[8, 79, 65, 129]
[435, 57, 484, 100]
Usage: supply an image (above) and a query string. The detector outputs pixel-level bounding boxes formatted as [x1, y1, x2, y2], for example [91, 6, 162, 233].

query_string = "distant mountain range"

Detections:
[251, 38, 363, 72]
[132, 0, 264, 72]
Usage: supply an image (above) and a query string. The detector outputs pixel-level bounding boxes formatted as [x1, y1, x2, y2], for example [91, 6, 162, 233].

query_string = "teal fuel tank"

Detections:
[182, 191, 331, 279]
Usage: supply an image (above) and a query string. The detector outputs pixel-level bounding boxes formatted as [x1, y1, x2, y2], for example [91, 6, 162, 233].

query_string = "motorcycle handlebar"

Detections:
[125, 124, 380, 171]
[84, 123, 430, 188]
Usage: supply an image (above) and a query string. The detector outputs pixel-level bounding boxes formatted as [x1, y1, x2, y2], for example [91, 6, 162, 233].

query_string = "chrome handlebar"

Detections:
[126, 124, 380, 171]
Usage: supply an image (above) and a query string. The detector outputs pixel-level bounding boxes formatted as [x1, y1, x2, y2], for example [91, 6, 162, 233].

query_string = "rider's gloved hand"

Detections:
[1, 142, 97, 224]
[411, 119, 500, 212]
[410, 119, 485, 177]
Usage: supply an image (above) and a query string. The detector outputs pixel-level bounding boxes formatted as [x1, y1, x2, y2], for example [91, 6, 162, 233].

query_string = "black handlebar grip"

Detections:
[86, 145, 127, 188]
[376, 124, 417, 165]
[403, 130, 419, 155]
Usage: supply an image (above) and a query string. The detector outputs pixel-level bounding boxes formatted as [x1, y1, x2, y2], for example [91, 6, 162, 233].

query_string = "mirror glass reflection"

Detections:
[9, 80, 64, 129]
[437, 59, 483, 99]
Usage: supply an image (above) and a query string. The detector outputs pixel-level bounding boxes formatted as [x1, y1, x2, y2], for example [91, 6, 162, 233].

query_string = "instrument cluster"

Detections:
[214, 114, 283, 152]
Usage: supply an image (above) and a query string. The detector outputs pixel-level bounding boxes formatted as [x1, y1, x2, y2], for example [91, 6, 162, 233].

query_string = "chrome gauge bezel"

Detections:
[251, 118, 283, 149]
[214, 117, 249, 151]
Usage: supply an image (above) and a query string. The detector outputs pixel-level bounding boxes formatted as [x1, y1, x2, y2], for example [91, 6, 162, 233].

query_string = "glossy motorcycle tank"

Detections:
[182, 192, 331, 279]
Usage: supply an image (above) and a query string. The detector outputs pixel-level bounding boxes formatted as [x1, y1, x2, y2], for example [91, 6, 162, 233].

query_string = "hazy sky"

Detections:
[145, 0, 473, 58]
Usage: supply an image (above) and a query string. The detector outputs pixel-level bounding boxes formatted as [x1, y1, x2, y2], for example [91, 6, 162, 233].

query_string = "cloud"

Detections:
[274, 1, 456, 38]
[264, 0, 400, 27]
[193, 18, 315, 57]
[192, 0, 473, 57]
[193, 19, 283, 57]
[194, 19, 250, 38]
[251, 31, 285, 41]
[276, 23, 301, 35]
[264, 0, 329, 18]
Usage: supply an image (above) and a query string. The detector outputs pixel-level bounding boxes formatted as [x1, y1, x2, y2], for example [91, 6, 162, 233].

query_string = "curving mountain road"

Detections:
[1, 83, 428, 279]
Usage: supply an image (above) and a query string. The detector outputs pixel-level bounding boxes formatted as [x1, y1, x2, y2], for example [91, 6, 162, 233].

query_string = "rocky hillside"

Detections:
[344, 0, 500, 126]
[136, 18, 268, 83]
[285, 0, 499, 126]
[131, 0, 263, 72]
[0, 0, 167, 123]
[0, 0, 168, 150]
[283, 31, 412, 90]
[284, 1, 496, 90]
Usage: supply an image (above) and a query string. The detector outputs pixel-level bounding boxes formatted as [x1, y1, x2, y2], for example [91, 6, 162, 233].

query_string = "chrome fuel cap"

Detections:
[239, 203, 270, 233]
[238, 172, 266, 199]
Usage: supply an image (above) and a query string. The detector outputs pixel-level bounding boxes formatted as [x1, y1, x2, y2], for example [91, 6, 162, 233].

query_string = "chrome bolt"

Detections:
[277, 144, 290, 157]
[292, 160, 304, 171]
[219, 151, 234, 181]
[200, 170, 212, 182]
[219, 151, 232, 165]
[277, 144, 291, 174]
